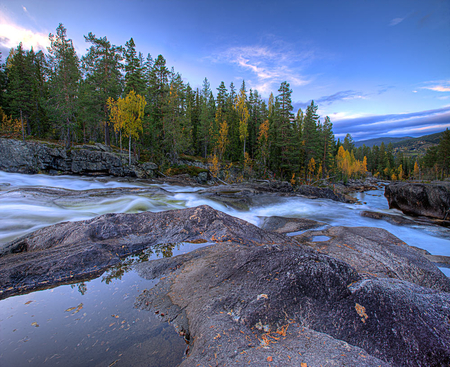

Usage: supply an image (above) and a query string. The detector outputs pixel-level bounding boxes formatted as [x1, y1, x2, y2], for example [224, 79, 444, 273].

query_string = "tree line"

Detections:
[0, 23, 448, 182]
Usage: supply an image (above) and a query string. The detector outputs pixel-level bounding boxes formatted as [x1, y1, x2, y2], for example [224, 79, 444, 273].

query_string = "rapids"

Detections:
[1, 170, 448, 260]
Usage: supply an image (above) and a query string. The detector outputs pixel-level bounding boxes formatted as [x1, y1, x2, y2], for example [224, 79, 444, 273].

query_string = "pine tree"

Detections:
[81, 32, 123, 145]
[437, 128, 450, 178]
[302, 100, 320, 178]
[5, 43, 35, 140]
[321, 116, 335, 177]
[235, 83, 249, 161]
[46, 24, 81, 147]
[124, 38, 145, 95]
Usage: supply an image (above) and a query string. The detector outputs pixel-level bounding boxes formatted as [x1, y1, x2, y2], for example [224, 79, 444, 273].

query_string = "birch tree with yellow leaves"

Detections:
[108, 90, 146, 165]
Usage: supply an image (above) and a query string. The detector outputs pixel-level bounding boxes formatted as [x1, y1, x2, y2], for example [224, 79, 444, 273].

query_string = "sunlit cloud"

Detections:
[209, 43, 314, 95]
[421, 80, 450, 92]
[0, 10, 49, 52]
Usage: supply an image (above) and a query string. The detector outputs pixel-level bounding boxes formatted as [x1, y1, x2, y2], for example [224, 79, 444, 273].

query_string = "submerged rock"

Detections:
[385, 182, 450, 220]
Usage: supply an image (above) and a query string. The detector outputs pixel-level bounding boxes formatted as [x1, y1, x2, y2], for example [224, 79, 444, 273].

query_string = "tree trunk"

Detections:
[129, 135, 132, 166]
[20, 109, 25, 142]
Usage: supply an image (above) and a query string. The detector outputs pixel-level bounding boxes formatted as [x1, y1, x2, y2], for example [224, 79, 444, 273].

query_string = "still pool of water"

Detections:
[0, 242, 211, 367]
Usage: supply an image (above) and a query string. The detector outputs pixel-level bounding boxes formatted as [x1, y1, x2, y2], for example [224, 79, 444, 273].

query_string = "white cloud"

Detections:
[0, 10, 49, 52]
[210, 43, 314, 95]
[389, 17, 405, 26]
[22, 6, 28, 13]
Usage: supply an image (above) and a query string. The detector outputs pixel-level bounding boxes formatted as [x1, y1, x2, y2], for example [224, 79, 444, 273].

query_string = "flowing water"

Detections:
[0, 171, 449, 366]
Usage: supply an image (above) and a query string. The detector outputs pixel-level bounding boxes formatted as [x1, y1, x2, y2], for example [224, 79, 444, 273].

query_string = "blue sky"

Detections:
[0, 0, 449, 141]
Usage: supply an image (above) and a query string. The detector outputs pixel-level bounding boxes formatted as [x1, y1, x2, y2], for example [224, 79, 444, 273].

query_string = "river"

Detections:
[0, 171, 449, 366]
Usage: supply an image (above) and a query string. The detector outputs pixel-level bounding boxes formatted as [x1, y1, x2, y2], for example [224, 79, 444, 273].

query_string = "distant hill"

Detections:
[355, 136, 412, 148]
[355, 131, 445, 156]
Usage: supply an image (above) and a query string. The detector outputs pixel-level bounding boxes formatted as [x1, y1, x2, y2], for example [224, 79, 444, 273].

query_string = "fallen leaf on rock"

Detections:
[24, 301, 33, 305]
[31, 322, 39, 327]
[267, 356, 273, 362]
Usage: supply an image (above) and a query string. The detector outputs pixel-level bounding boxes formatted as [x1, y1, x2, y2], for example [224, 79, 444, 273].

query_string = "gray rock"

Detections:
[259, 215, 325, 233]
[385, 182, 450, 220]
[136, 239, 450, 367]
[0, 205, 287, 298]
[294, 226, 450, 292]
[0, 138, 158, 178]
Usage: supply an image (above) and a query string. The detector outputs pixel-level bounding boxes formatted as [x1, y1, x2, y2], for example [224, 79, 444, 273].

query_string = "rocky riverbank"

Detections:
[1, 205, 449, 366]
[0, 137, 159, 178]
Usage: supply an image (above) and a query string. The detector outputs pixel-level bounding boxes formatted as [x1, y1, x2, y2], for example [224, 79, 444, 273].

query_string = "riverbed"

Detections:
[0, 171, 449, 366]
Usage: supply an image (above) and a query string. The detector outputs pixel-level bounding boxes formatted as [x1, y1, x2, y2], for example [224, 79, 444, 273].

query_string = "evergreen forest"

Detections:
[1, 24, 449, 182]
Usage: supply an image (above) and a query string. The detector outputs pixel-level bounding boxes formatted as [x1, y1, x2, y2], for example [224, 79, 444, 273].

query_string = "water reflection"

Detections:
[0, 242, 211, 367]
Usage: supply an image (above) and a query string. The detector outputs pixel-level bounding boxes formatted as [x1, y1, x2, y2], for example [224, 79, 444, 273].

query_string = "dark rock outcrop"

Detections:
[293, 226, 450, 292]
[0, 138, 157, 178]
[0, 205, 287, 298]
[136, 240, 450, 367]
[385, 182, 450, 220]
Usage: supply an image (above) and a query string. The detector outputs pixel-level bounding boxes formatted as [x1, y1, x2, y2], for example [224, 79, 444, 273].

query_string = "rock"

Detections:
[361, 210, 419, 225]
[385, 182, 450, 220]
[0, 205, 287, 298]
[196, 171, 208, 184]
[0, 138, 158, 178]
[295, 184, 350, 202]
[258, 216, 325, 234]
[1, 204, 449, 365]
[136, 239, 450, 367]
[293, 226, 450, 292]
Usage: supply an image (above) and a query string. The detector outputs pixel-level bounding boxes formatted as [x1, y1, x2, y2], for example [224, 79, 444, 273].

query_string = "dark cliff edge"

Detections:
[0, 137, 158, 178]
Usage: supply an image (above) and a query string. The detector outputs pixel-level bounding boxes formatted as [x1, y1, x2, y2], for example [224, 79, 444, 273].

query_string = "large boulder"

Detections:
[0, 205, 287, 298]
[385, 182, 450, 220]
[136, 240, 450, 366]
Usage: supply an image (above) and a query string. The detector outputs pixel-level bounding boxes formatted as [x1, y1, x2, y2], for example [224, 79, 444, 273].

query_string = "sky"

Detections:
[0, 0, 449, 141]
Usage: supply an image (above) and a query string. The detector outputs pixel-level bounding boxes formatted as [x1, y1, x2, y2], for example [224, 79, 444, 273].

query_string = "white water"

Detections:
[1, 170, 449, 259]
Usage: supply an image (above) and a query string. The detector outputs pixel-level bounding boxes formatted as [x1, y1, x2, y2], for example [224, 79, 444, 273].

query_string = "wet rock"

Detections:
[0, 205, 286, 298]
[293, 226, 450, 292]
[295, 184, 350, 202]
[258, 216, 325, 234]
[385, 182, 450, 220]
[136, 240, 450, 367]
[361, 210, 419, 225]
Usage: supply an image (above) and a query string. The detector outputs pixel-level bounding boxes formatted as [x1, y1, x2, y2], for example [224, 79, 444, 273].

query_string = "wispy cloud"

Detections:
[389, 17, 405, 26]
[209, 41, 315, 95]
[0, 10, 49, 52]
[293, 90, 366, 111]
[421, 80, 450, 92]
[332, 106, 450, 140]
